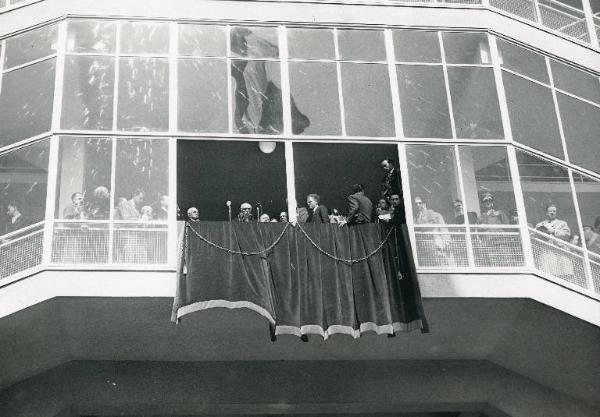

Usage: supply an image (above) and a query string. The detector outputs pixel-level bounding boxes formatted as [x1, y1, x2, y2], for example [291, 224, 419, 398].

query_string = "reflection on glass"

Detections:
[442, 32, 491, 65]
[558, 93, 600, 174]
[396, 65, 452, 138]
[56, 137, 112, 220]
[573, 173, 600, 254]
[341, 63, 394, 137]
[4, 24, 57, 69]
[0, 60, 56, 147]
[517, 150, 577, 230]
[407, 145, 458, 224]
[66, 20, 116, 54]
[117, 57, 169, 131]
[179, 24, 227, 57]
[115, 139, 169, 221]
[120, 21, 169, 55]
[337, 29, 386, 61]
[393, 30, 441, 63]
[230, 26, 279, 58]
[287, 28, 335, 60]
[447, 67, 503, 139]
[231, 60, 291, 134]
[61, 56, 115, 131]
[178, 59, 228, 133]
[458, 146, 515, 224]
[289, 62, 340, 135]
[550, 60, 600, 105]
[497, 39, 549, 84]
[503, 72, 563, 159]
[0, 140, 49, 235]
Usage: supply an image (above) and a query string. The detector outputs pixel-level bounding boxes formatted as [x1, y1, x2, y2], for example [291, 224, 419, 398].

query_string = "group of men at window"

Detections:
[185, 158, 407, 228]
[61, 187, 169, 222]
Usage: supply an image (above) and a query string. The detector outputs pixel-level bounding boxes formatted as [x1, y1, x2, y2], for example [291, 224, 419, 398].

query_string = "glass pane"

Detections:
[289, 62, 341, 135]
[55, 137, 112, 220]
[178, 140, 286, 221]
[120, 21, 169, 55]
[503, 71, 563, 159]
[407, 145, 459, 224]
[178, 24, 227, 57]
[550, 60, 600, 105]
[231, 60, 283, 134]
[337, 29, 386, 61]
[0, 140, 49, 235]
[442, 32, 491, 65]
[517, 150, 576, 235]
[287, 28, 335, 60]
[0, 1, 6, 7]
[66, 20, 116, 54]
[573, 173, 600, 254]
[393, 30, 441, 63]
[458, 146, 515, 224]
[397, 65, 452, 138]
[497, 39, 549, 84]
[294, 142, 397, 222]
[117, 57, 169, 131]
[178, 58, 228, 133]
[447, 67, 503, 139]
[341, 63, 394, 137]
[115, 139, 169, 221]
[230, 26, 279, 59]
[558, 93, 600, 174]
[4, 24, 57, 69]
[61, 56, 115, 131]
[0, 60, 56, 147]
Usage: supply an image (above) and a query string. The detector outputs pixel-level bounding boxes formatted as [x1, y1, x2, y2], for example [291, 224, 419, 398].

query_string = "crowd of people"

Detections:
[60, 187, 169, 222]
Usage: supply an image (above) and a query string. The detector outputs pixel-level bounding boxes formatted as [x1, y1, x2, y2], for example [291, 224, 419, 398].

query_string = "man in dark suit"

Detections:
[380, 158, 402, 200]
[346, 184, 373, 225]
[306, 194, 329, 223]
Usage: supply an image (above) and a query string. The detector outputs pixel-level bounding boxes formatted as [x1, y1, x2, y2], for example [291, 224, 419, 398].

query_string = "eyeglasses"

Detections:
[483, 199, 493, 203]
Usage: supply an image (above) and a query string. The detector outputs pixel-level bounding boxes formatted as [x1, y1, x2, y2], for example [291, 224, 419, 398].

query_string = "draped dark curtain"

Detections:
[172, 222, 428, 339]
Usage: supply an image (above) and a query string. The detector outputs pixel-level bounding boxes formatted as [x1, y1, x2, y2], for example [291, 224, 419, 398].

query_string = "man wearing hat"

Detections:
[237, 202, 254, 222]
[479, 192, 508, 225]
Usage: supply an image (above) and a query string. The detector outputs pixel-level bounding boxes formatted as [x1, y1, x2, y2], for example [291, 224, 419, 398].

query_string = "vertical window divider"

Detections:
[226, 25, 233, 134]
[488, 34, 513, 142]
[397, 143, 418, 264]
[333, 28, 347, 137]
[169, 22, 178, 133]
[545, 56, 571, 164]
[438, 32, 457, 140]
[51, 20, 67, 132]
[384, 29, 404, 139]
[167, 137, 177, 267]
[581, 0, 599, 49]
[41, 135, 59, 265]
[112, 22, 121, 132]
[506, 145, 535, 270]
[453, 145, 476, 268]
[533, 0, 543, 24]
[279, 25, 292, 136]
[285, 141, 298, 223]
[0, 39, 6, 95]
[108, 137, 117, 264]
[567, 168, 595, 292]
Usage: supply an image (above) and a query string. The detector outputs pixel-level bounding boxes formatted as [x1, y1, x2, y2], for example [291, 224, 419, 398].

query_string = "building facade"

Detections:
[0, 0, 599, 416]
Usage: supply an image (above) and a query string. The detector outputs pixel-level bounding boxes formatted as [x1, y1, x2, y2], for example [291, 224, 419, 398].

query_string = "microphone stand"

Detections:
[227, 203, 232, 223]
[256, 205, 261, 222]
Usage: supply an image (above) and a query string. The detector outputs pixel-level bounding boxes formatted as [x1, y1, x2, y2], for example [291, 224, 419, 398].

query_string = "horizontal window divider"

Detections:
[0, 229, 44, 248]
[44, 264, 177, 271]
[0, 220, 45, 239]
[500, 66, 552, 88]
[114, 53, 170, 59]
[514, 142, 600, 182]
[553, 86, 600, 109]
[0, 0, 43, 15]
[0, 266, 44, 289]
[534, 269, 600, 299]
[538, 0, 584, 16]
[0, 132, 53, 156]
[177, 55, 229, 60]
[2, 54, 58, 74]
[444, 63, 494, 67]
[416, 266, 531, 274]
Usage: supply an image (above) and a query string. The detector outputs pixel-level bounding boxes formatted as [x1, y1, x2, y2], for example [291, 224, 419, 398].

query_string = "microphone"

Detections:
[255, 202, 262, 207]
[226, 201, 231, 207]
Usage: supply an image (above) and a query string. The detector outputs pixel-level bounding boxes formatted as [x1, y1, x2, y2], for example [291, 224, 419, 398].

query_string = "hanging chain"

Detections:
[186, 221, 291, 256]
[295, 222, 396, 265]
[184, 221, 395, 265]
